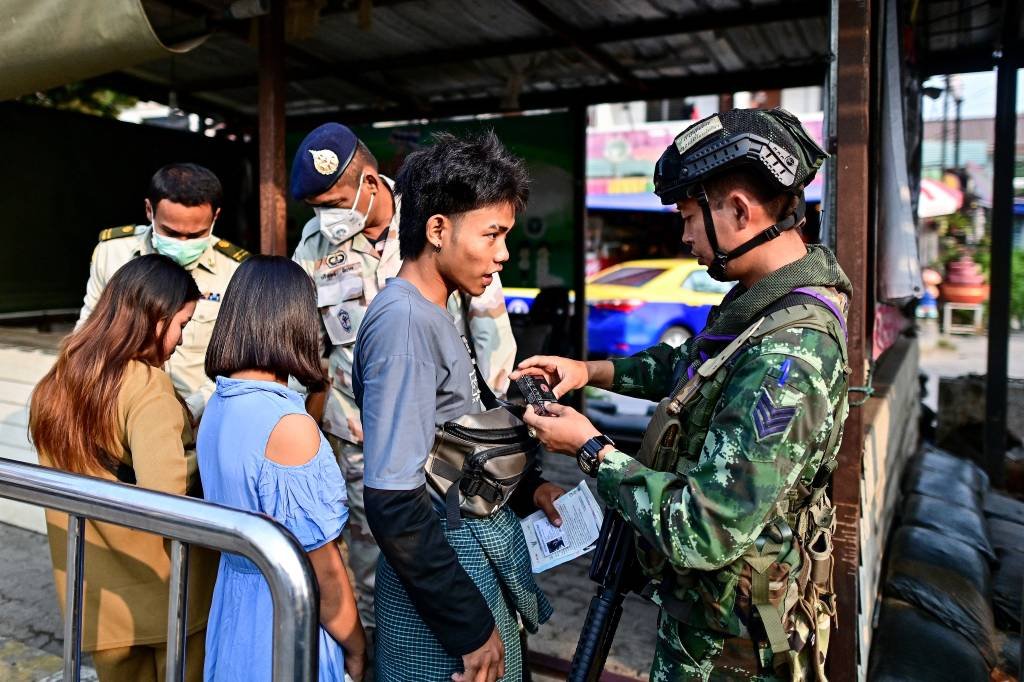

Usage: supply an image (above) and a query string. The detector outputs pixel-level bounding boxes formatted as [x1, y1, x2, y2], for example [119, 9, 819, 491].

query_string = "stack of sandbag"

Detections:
[984, 490, 1023, 679]
[869, 598, 990, 682]
[869, 447, 997, 681]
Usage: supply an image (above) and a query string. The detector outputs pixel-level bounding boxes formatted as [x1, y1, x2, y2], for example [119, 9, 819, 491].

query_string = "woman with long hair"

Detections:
[199, 255, 365, 681]
[30, 254, 218, 682]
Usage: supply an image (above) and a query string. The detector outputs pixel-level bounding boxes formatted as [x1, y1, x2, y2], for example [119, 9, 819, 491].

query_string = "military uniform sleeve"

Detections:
[76, 243, 108, 329]
[609, 340, 692, 402]
[124, 369, 194, 496]
[597, 350, 834, 571]
[466, 273, 516, 396]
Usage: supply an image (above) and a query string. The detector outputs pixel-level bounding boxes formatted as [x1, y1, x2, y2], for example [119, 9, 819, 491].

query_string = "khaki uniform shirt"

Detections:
[78, 224, 249, 421]
[292, 176, 517, 443]
[42, 361, 218, 651]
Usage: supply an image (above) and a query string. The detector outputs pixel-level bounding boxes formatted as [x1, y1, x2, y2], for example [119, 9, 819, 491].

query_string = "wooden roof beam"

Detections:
[178, 0, 825, 94]
[508, 0, 644, 90]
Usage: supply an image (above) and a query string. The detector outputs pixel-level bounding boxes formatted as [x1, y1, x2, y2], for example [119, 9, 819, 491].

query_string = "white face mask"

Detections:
[316, 172, 375, 245]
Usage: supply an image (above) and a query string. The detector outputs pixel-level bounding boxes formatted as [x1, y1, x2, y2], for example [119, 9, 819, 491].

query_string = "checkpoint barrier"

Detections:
[0, 457, 318, 682]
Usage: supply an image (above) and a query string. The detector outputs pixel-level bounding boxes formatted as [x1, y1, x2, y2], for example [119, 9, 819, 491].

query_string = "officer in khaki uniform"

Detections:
[78, 163, 250, 422]
[289, 124, 517, 637]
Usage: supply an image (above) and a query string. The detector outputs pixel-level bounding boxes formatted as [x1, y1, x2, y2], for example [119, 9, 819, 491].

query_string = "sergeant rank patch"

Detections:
[752, 389, 796, 440]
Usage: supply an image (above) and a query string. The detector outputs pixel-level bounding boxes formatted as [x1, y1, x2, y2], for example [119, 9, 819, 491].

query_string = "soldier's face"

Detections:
[676, 198, 741, 267]
[147, 199, 218, 240]
[157, 300, 196, 362]
[437, 203, 514, 297]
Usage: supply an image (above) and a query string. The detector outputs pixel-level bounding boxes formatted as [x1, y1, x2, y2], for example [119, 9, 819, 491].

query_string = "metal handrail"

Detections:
[0, 457, 319, 682]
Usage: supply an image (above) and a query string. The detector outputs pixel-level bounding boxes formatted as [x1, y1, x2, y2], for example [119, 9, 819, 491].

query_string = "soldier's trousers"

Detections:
[327, 435, 379, 631]
[651, 611, 785, 682]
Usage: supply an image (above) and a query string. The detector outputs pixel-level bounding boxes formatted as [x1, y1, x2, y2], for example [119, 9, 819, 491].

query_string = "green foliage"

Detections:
[18, 83, 137, 119]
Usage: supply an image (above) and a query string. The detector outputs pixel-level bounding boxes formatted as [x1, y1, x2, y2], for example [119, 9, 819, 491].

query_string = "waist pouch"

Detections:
[427, 405, 539, 529]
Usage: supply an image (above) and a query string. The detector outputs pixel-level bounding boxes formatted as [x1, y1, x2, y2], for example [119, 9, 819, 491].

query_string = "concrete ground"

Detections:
[916, 320, 1024, 410]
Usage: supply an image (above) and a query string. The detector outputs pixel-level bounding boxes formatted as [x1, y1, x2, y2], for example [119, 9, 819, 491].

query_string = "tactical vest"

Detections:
[637, 288, 849, 681]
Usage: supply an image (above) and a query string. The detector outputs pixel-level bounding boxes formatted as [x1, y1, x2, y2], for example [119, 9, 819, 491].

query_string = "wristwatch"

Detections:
[577, 434, 615, 477]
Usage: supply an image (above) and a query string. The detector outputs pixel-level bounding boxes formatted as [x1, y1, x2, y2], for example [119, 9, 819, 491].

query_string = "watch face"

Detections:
[577, 451, 599, 477]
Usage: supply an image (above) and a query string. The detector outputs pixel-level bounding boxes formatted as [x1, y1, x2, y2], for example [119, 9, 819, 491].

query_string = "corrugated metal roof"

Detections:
[110, 0, 830, 122]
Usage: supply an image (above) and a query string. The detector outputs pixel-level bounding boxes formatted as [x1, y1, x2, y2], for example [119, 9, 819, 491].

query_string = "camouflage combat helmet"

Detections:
[654, 107, 829, 280]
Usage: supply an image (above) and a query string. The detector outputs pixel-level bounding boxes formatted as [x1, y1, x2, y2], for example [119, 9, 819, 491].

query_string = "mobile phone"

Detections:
[515, 375, 557, 415]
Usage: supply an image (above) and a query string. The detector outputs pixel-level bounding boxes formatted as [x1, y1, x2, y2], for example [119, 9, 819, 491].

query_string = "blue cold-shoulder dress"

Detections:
[198, 377, 348, 682]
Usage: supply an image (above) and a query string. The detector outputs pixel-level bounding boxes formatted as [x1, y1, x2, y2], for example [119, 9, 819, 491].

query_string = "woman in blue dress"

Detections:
[198, 255, 366, 681]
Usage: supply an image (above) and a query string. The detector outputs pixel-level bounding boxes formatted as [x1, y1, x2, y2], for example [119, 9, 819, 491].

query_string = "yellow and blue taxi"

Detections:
[503, 258, 733, 358]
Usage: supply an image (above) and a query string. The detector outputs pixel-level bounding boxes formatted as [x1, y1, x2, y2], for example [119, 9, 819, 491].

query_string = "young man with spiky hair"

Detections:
[353, 132, 559, 682]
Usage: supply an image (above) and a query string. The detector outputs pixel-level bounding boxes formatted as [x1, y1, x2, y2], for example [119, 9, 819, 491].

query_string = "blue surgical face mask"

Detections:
[315, 171, 374, 245]
[151, 228, 213, 266]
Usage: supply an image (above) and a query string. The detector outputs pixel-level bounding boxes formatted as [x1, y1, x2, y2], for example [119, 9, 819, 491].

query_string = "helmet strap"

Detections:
[694, 186, 806, 281]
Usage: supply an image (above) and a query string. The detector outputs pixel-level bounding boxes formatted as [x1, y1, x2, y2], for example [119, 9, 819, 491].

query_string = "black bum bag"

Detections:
[426, 361, 540, 529]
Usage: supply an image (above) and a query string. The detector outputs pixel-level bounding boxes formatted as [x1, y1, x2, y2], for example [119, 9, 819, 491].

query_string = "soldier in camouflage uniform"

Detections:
[517, 109, 851, 681]
[289, 124, 517, 639]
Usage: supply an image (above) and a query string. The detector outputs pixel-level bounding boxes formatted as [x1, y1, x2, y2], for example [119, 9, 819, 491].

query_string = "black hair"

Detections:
[395, 131, 530, 260]
[148, 163, 223, 213]
[205, 256, 327, 390]
[355, 140, 378, 171]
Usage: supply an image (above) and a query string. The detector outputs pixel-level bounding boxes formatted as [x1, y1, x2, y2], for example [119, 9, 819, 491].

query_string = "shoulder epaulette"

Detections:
[98, 225, 138, 242]
[213, 239, 252, 263]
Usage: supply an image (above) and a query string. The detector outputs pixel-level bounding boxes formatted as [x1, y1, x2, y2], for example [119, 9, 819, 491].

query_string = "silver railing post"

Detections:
[0, 458, 318, 682]
[165, 540, 190, 682]
[62, 514, 84, 682]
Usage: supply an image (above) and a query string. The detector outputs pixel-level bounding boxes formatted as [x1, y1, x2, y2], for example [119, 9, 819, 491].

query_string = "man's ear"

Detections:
[728, 190, 752, 232]
[144, 198, 154, 223]
[364, 169, 381, 195]
[426, 214, 447, 251]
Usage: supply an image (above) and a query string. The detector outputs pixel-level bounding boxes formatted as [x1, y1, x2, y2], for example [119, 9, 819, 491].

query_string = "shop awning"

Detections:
[0, 0, 205, 101]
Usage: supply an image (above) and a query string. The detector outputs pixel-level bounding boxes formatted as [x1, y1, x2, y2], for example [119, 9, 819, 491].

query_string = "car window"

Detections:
[683, 270, 735, 294]
[592, 267, 666, 287]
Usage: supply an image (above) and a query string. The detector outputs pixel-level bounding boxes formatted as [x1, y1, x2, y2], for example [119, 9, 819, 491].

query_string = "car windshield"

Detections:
[683, 270, 735, 294]
[592, 267, 665, 287]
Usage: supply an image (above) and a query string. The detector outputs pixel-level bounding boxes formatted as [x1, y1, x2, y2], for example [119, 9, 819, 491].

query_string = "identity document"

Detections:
[520, 480, 604, 573]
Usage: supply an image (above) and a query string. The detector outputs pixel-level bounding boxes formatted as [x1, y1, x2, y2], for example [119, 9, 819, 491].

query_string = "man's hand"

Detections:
[533, 482, 566, 527]
[453, 628, 504, 682]
[523, 403, 601, 457]
[510, 355, 589, 398]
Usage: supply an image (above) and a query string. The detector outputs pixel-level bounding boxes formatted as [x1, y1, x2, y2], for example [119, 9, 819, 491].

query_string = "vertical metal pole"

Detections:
[258, 0, 287, 256]
[953, 96, 962, 170]
[984, 0, 1020, 489]
[570, 103, 588, 408]
[940, 75, 949, 170]
[165, 540, 190, 682]
[829, 0, 873, 680]
[820, 0, 840, 249]
[63, 515, 85, 682]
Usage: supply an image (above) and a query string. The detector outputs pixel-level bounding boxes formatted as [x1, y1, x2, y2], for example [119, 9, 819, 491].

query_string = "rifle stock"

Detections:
[568, 512, 643, 681]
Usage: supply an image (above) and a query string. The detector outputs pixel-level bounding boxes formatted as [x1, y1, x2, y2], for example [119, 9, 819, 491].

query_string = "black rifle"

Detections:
[568, 511, 645, 681]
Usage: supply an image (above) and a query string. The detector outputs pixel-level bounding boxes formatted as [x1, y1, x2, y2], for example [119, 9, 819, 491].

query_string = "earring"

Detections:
[433, 243, 442, 253]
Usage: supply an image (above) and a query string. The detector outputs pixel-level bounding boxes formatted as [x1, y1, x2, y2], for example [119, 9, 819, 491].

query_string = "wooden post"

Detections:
[258, 0, 287, 256]
[829, 0, 873, 680]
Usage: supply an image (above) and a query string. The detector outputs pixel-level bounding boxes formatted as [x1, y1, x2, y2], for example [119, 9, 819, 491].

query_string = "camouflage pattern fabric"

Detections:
[596, 246, 852, 681]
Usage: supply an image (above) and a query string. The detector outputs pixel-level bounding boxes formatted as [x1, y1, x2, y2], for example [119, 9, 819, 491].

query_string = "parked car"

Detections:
[502, 258, 733, 359]
[586, 259, 732, 357]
